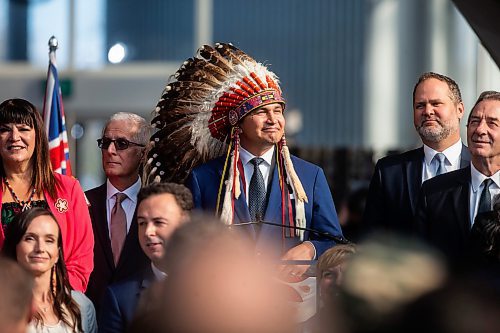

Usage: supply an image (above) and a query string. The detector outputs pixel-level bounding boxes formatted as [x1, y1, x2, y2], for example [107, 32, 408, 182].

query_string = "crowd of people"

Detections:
[0, 43, 500, 333]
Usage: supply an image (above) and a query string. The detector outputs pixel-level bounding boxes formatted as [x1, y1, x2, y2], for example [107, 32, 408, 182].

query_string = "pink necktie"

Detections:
[110, 193, 127, 265]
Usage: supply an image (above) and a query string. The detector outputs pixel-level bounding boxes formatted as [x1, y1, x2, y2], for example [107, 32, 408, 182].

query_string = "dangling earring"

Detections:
[51, 266, 57, 295]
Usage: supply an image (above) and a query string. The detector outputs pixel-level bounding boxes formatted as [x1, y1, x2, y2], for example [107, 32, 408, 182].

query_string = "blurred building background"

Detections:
[0, 0, 498, 205]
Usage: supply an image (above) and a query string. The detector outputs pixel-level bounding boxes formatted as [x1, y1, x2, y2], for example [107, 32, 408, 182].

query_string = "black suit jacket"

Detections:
[85, 184, 148, 312]
[364, 145, 471, 234]
[415, 166, 472, 263]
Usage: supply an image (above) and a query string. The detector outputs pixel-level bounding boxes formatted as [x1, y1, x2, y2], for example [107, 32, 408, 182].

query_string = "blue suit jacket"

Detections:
[98, 266, 154, 333]
[187, 154, 343, 258]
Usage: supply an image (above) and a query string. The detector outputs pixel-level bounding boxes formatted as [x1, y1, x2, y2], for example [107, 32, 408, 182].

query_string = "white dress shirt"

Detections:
[238, 146, 317, 257]
[151, 263, 167, 281]
[239, 146, 275, 205]
[469, 164, 500, 226]
[106, 177, 141, 237]
[422, 139, 463, 183]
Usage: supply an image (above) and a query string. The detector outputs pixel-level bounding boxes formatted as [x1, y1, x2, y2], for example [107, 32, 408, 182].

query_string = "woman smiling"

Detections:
[0, 98, 93, 291]
[2, 207, 97, 332]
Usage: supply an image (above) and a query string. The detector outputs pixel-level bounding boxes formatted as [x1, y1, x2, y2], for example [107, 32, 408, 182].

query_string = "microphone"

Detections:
[231, 220, 351, 245]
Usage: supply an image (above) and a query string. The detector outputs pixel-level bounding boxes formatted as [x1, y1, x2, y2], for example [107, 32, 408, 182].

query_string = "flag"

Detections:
[42, 37, 72, 176]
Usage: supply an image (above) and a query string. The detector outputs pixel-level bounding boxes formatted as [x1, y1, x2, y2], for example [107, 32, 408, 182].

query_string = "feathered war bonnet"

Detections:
[144, 43, 308, 240]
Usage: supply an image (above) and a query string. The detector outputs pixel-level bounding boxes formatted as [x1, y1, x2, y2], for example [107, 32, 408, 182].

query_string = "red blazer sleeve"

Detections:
[47, 174, 94, 292]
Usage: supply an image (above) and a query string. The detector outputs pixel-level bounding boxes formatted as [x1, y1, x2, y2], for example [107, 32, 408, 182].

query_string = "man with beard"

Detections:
[364, 72, 471, 235]
[416, 91, 500, 264]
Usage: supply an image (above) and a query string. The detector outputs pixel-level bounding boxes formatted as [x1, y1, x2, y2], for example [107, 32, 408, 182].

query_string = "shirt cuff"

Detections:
[303, 241, 317, 260]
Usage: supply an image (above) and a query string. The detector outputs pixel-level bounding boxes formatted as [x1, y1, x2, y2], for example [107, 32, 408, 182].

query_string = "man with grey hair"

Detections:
[85, 112, 150, 312]
[416, 91, 500, 264]
[364, 72, 471, 235]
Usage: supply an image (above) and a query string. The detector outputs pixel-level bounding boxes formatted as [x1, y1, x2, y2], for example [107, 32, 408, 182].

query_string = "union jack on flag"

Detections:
[42, 37, 72, 176]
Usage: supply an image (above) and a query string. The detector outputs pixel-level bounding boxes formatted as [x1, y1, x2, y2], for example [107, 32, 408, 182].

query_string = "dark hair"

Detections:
[0, 99, 57, 198]
[2, 207, 82, 331]
[137, 182, 194, 212]
[412, 72, 462, 105]
[467, 91, 500, 124]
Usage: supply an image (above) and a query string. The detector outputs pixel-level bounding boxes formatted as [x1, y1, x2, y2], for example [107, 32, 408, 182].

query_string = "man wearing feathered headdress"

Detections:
[144, 43, 344, 277]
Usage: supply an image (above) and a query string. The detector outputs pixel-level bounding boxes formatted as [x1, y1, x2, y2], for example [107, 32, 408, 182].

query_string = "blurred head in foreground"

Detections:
[336, 233, 447, 333]
[129, 214, 294, 333]
[398, 277, 500, 333]
[0, 256, 33, 333]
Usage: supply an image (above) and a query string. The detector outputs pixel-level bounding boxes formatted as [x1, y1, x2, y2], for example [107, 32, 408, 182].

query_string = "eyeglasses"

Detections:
[97, 137, 145, 150]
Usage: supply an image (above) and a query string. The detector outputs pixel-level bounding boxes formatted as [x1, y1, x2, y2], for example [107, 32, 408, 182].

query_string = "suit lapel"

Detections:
[255, 161, 286, 253]
[262, 164, 282, 232]
[233, 177, 256, 239]
[452, 167, 472, 238]
[460, 144, 472, 168]
[137, 265, 155, 297]
[406, 148, 424, 215]
[116, 210, 139, 270]
[233, 152, 280, 239]
[92, 185, 115, 269]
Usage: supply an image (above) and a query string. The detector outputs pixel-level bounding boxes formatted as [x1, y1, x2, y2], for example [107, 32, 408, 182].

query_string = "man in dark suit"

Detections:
[98, 182, 193, 333]
[364, 72, 471, 234]
[416, 91, 500, 263]
[85, 113, 150, 312]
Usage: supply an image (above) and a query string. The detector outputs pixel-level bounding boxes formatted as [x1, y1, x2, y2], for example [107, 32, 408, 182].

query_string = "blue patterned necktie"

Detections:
[434, 153, 446, 177]
[249, 157, 266, 222]
[478, 178, 493, 214]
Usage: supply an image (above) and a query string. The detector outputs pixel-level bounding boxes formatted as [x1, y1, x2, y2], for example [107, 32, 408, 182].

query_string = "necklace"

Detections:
[3, 178, 37, 211]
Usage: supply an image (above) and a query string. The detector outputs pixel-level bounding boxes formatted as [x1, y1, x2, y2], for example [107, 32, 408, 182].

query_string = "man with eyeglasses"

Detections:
[85, 112, 151, 313]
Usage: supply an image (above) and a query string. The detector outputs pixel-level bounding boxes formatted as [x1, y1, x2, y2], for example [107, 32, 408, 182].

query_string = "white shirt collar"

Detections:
[239, 146, 274, 166]
[106, 177, 142, 203]
[151, 262, 167, 281]
[470, 163, 500, 193]
[423, 139, 462, 167]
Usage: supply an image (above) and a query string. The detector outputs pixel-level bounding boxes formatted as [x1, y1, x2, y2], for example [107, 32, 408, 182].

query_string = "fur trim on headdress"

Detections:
[281, 137, 308, 240]
[219, 128, 241, 225]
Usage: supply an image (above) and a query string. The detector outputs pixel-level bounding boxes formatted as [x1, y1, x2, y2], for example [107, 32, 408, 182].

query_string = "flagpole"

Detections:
[43, 36, 73, 176]
[48, 36, 58, 64]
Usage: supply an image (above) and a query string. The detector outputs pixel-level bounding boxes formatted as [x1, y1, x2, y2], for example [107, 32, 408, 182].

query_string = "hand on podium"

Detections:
[279, 242, 315, 280]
